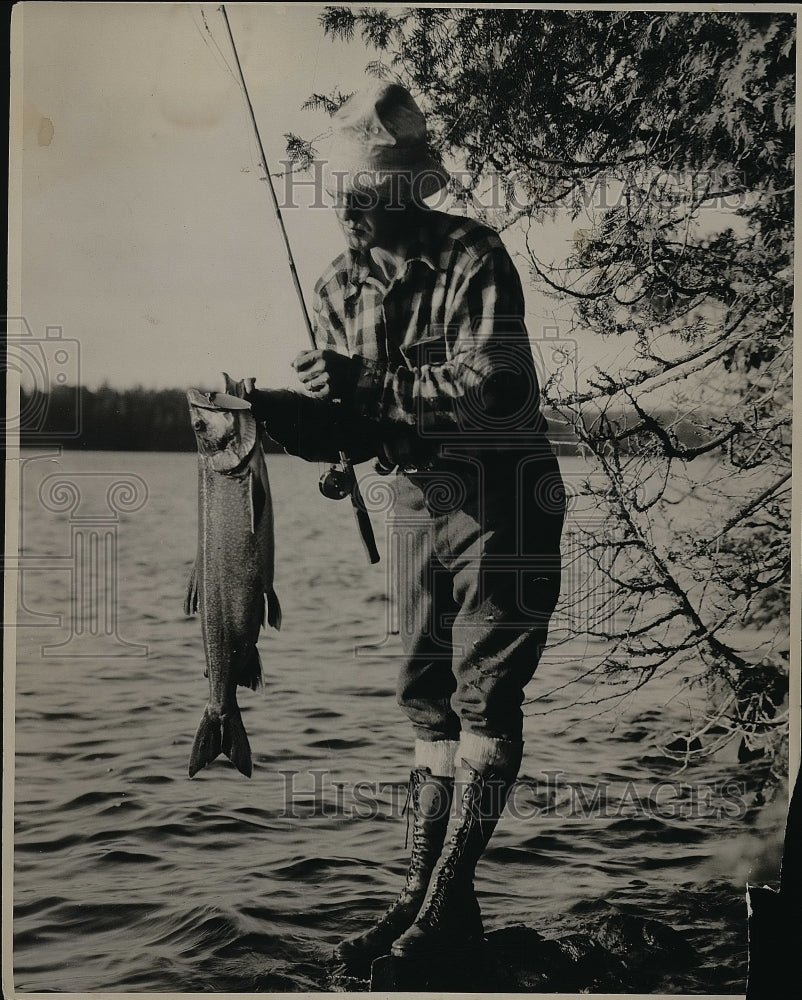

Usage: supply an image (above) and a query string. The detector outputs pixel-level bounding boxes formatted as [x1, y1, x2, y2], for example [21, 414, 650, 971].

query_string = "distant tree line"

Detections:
[18, 385, 715, 456]
[17, 385, 281, 452]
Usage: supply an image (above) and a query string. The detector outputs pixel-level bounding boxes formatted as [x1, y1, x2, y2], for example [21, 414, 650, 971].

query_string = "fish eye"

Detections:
[193, 418, 206, 431]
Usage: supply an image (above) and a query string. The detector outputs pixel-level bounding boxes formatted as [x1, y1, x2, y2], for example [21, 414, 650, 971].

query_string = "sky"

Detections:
[12, 2, 602, 393]
[13, 3, 375, 390]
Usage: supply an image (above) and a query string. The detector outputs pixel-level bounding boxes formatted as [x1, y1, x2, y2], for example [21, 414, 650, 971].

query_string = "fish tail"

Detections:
[221, 709, 253, 778]
[188, 706, 222, 778]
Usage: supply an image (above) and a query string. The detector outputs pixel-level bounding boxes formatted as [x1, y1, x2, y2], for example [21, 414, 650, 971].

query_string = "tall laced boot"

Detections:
[333, 765, 455, 969]
[390, 735, 523, 959]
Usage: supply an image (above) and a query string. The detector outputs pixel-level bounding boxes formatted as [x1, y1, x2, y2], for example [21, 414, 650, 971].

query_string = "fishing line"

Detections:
[188, 5, 224, 69]
[188, 5, 239, 97]
[197, 5, 240, 88]
[192, 5, 271, 182]
[196, 6, 332, 191]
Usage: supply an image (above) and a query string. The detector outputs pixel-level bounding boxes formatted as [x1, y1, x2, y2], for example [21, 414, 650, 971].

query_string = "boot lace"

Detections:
[401, 769, 429, 883]
[363, 772, 425, 933]
[420, 768, 488, 928]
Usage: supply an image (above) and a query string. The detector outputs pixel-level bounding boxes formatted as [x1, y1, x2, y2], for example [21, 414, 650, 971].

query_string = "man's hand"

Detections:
[292, 349, 355, 401]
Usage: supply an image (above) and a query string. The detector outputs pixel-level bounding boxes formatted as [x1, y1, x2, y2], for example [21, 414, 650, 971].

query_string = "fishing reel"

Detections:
[318, 452, 381, 564]
[319, 461, 355, 501]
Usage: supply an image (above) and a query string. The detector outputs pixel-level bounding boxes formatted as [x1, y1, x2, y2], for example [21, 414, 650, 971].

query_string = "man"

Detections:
[248, 82, 565, 965]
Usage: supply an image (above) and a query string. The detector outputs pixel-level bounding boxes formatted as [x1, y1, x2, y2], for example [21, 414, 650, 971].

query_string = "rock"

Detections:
[556, 932, 631, 991]
[366, 924, 634, 993]
[596, 912, 697, 972]
[484, 925, 563, 991]
[330, 915, 698, 992]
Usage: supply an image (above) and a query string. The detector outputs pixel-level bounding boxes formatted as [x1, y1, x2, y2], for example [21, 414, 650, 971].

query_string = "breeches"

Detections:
[390, 450, 565, 743]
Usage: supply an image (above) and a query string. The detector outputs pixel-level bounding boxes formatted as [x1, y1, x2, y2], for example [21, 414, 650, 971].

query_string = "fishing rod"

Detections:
[218, 4, 380, 565]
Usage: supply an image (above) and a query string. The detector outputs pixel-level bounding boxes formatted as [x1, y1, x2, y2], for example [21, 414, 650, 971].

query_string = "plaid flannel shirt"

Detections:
[312, 207, 548, 465]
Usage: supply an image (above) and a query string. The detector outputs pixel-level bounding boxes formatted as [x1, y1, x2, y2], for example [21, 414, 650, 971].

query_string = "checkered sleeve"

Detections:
[351, 245, 538, 434]
[312, 277, 348, 352]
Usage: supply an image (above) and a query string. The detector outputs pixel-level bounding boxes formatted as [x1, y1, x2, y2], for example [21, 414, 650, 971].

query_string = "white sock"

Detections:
[459, 731, 523, 775]
[414, 738, 459, 777]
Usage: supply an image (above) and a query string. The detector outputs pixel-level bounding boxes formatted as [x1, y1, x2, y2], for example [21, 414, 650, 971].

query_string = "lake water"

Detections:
[9, 450, 788, 994]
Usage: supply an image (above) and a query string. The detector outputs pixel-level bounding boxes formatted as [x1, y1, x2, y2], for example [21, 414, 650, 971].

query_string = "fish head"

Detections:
[187, 389, 257, 472]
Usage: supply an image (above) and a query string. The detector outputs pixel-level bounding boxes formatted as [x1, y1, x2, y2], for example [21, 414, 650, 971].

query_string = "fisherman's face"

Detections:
[332, 192, 407, 252]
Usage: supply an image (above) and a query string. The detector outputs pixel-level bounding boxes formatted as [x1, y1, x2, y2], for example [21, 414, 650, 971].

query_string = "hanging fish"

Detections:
[184, 374, 281, 778]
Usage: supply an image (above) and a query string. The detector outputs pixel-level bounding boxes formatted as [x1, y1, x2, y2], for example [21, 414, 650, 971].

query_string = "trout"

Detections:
[184, 374, 281, 778]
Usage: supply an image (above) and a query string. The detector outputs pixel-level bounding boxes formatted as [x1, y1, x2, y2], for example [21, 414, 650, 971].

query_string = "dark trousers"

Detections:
[390, 448, 566, 743]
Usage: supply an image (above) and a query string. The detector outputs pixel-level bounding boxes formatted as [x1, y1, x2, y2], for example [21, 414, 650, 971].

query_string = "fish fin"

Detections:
[183, 563, 198, 616]
[239, 644, 262, 692]
[188, 707, 222, 778]
[222, 372, 241, 397]
[249, 467, 267, 534]
[222, 373, 256, 400]
[266, 588, 282, 631]
[221, 709, 252, 778]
